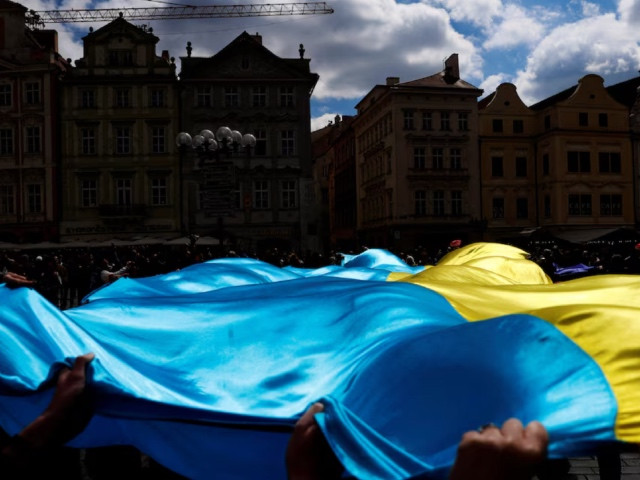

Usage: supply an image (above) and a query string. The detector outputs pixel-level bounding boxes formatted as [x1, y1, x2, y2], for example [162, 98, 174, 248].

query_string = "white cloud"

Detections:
[579, 0, 601, 17]
[482, 4, 545, 50]
[513, 13, 640, 104]
[432, 0, 502, 29]
[618, 0, 640, 24]
[311, 113, 340, 132]
[479, 73, 510, 97]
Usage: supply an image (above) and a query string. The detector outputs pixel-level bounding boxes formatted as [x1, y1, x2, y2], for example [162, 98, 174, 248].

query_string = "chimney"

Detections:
[251, 33, 262, 45]
[444, 54, 460, 84]
[386, 77, 399, 86]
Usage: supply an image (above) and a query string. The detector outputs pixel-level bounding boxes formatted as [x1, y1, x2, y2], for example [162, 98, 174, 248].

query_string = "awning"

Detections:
[552, 228, 636, 244]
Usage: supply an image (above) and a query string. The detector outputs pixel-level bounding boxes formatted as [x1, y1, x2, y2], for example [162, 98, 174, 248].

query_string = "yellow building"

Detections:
[533, 75, 634, 241]
[353, 54, 483, 250]
[478, 83, 537, 239]
[479, 75, 635, 242]
[59, 16, 179, 241]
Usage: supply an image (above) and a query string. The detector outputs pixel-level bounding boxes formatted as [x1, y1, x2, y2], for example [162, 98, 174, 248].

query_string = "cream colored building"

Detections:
[534, 75, 634, 241]
[353, 54, 483, 250]
[478, 83, 537, 239]
[479, 75, 635, 242]
[59, 16, 179, 241]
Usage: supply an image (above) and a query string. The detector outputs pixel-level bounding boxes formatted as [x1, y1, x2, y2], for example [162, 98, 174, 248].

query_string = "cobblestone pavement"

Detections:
[533, 454, 640, 480]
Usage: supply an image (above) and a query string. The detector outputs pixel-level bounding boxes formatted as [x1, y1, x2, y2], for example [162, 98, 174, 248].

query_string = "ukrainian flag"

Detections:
[0, 243, 638, 479]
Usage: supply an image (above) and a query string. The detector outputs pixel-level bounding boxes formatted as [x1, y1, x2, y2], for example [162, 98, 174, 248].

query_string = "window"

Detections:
[26, 184, 42, 213]
[196, 86, 211, 107]
[281, 130, 295, 156]
[422, 112, 432, 130]
[115, 88, 130, 108]
[450, 148, 462, 169]
[492, 197, 504, 219]
[544, 195, 551, 218]
[80, 128, 96, 155]
[600, 194, 622, 216]
[568, 194, 592, 216]
[115, 127, 131, 154]
[515, 156, 527, 177]
[25, 126, 41, 153]
[280, 87, 294, 107]
[116, 178, 132, 206]
[253, 180, 270, 209]
[432, 148, 444, 169]
[108, 50, 133, 66]
[492, 119, 503, 133]
[415, 190, 426, 216]
[0, 129, 13, 155]
[0, 186, 14, 214]
[81, 89, 95, 108]
[458, 112, 468, 131]
[433, 190, 444, 216]
[403, 111, 414, 130]
[544, 115, 551, 130]
[0, 84, 11, 107]
[252, 86, 267, 107]
[516, 198, 528, 219]
[254, 129, 267, 156]
[25, 82, 40, 105]
[440, 112, 450, 131]
[513, 119, 524, 134]
[224, 87, 239, 107]
[491, 156, 503, 177]
[598, 113, 608, 127]
[567, 151, 590, 173]
[579, 112, 588, 126]
[542, 154, 550, 176]
[150, 89, 165, 108]
[151, 177, 168, 206]
[80, 179, 97, 207]
[451, 190, 462, 216]
[280, 180, 297, 208]
[151, 126, 166, 154]
[599, 152, 621, 173]
[413, 147, 426, 169]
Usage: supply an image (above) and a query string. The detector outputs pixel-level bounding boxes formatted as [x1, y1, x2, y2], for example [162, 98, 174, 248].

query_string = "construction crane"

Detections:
[27, 2, 333, 26]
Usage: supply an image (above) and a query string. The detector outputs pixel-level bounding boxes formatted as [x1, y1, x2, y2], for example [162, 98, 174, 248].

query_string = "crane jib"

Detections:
[28, 3, 334, 25]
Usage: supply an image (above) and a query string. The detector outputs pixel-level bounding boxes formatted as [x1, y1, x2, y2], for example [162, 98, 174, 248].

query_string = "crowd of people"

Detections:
[1, 237, 639, 311]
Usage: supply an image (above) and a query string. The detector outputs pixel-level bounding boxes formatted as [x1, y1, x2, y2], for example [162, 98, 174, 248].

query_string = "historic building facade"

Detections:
[59, 15, 179, 241]
[531, 75, 634, 241]
[479, 75, 635, 243]
[478, 83, 538, 240]
[327, 115, 357, 251]
[178, 32, 318, 253]
[352, 55, 484, 250]
[0, 0, 67, 242]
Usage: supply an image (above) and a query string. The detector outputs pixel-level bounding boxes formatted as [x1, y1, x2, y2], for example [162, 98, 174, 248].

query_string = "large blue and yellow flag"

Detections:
[1, 243, 639, 479]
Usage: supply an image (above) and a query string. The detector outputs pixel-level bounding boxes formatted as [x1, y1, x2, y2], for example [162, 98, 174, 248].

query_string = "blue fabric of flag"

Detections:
[0, 245, 633, 479]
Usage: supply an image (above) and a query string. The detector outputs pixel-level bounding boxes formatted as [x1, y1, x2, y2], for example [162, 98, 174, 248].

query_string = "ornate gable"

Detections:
[181, 31, 316, 81]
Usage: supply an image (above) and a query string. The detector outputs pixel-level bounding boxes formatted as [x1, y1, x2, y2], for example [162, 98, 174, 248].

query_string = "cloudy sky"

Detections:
[19, 0, 640, 131]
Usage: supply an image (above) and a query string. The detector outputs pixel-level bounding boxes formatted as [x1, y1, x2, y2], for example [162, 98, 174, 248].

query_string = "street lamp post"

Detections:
[175, 127, 256, 247]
